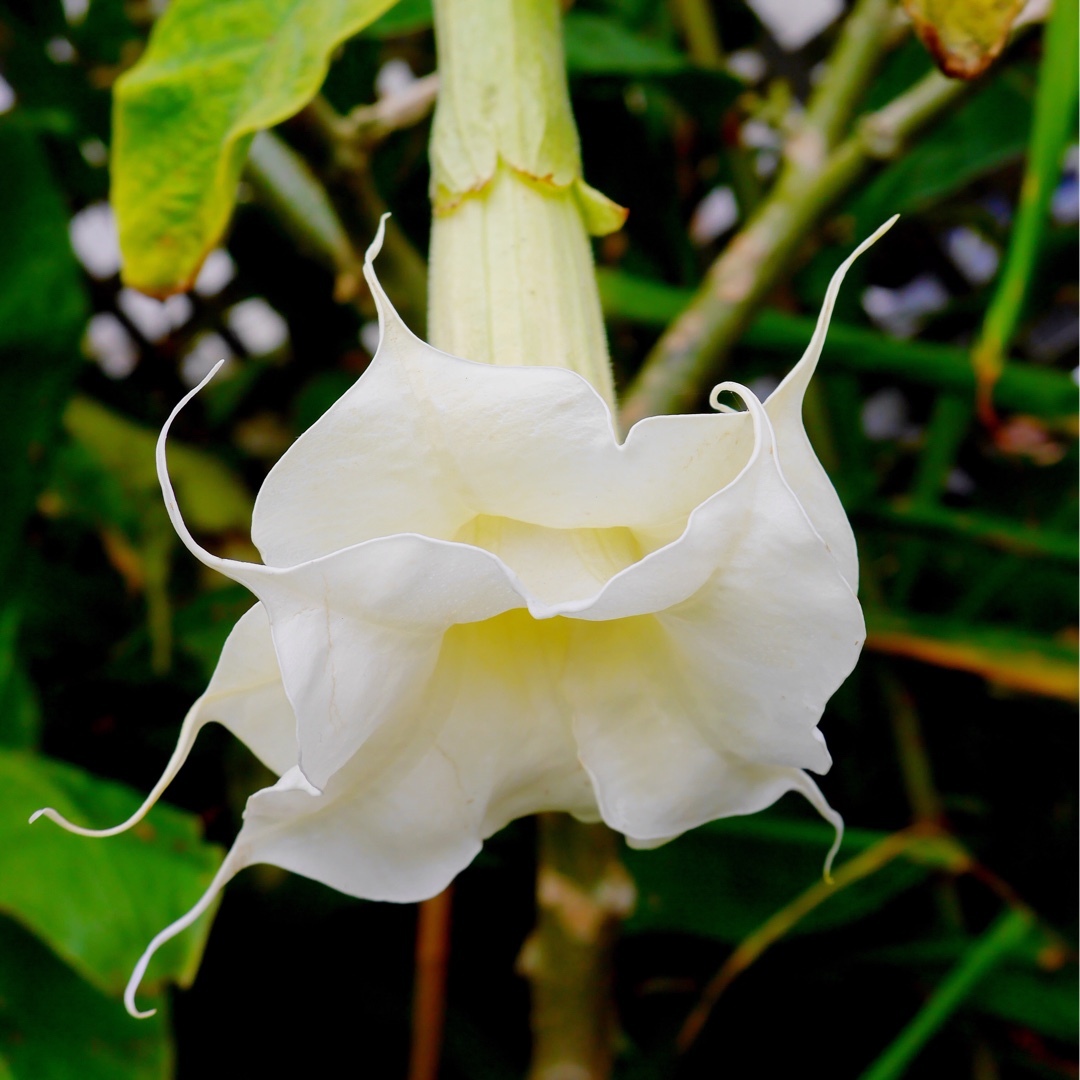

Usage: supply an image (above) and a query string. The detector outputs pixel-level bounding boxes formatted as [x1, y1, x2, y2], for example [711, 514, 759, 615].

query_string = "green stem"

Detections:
[878, 666, 944, 825]
[971, 0, 1079, 423]
[245, 130, 366, 303]
[518, 816, 635, 1080]
[858, 909, 1033, 1080]
[678, 826, 973, 1052]
[890, 392, 971, 606]
[865, 501, 1077, 563]
[741, 311, 1078, 417]
[619, 69, 965, 426]
[671, 0, 724, 65]
[299, 96, 429, 331]
[598, 275, 1078, 416]
[802, 0, 900, 150]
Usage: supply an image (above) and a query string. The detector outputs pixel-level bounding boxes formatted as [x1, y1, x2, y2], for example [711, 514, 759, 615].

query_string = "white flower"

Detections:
[34, 216, 896, 1017]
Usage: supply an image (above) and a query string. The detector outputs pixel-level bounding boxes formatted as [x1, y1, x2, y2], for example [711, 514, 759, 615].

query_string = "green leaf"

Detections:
[563, 12, 691, 76]
[111, 0, 399, 295]
[0, 128, 86, 352]
[174, 586, 255, 681]
[0, 605, 40, 750]
[0, 917, 172, 1080]
[62, 396, 253, 535]
[0, 126, 87, 760]
[865, 608, 1079, 702]
[50, 397, 252, 673]
[865, 931, 1080, 1042]
[859, 910, 1034, 1080]
[970, 960, 1079, 1042]
[596, 267, 688, 326]
[624, 813, 948, 943]
[365, 0, 433, 36]
[0, 124, 88, 591]
[0, 750, 224, 997]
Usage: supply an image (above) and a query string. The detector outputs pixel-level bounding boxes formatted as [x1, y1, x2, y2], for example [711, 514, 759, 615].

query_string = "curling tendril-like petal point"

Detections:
[125, 852, 245, 1019]
[28, 708, 209, 838]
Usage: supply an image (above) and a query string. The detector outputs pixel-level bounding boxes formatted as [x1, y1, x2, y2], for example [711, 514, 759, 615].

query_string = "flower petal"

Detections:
[250, 536, 529, 788]
[229, 602, 606, 893]
[435, 612, 597, 833]
[764, 216, 898, 591]
[234, 610, 594, 902]
[562, 385, 862, 819]
[557, 380, 857, 633]
[197, 602, 297, 776]
[565, 614, 842, 849]
[31, 602, 293, 838]
[157, 368, 534, 790]
[250, 219, 761, 568]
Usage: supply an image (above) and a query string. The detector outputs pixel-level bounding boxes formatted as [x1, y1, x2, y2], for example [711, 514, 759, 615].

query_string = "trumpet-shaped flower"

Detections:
[34, 216, 895, 1017]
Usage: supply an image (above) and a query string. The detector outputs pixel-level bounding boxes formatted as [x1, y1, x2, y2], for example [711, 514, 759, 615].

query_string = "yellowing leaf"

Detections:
[865, 610, 1079, 702]
[112, 0, 397, 296]
[902, 0, 1025, 80]
[63, 395, 253, 534]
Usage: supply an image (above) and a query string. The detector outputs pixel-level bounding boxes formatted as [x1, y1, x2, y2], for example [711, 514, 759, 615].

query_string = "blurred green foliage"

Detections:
[0, 0, 1075, 1077]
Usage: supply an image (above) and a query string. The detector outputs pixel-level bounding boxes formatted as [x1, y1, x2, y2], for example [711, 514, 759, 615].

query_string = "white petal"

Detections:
[195, 602, 297, 775]
[31, 603, 294, 838]
[234, 611, 594, 902]
[157, 372, 535, 790]
[253, 535, 527, 788]
[436, 612, 596, 833]
[251, 220, 760, 567]
[562, 386, 862, 822]
[565, 615, 841, 847]
[252, 341, 757, 566]
[552, 380, 822, 625]
[765, 217, 898, 591]
[638, 387, 861, 771]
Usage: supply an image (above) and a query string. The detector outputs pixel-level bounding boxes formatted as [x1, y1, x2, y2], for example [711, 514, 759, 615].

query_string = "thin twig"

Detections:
[676, 825, 972, 1053]
[857, 910, 1034, 1080]
[245, 130, 367, 303]
[801, 0, 903, 152]
[619, 68, 966, 427]
[299, 96, 430, 331]
[408, 888, 455, 1080]
[670, 0, 724, 66]
[342, 73, 440, 147]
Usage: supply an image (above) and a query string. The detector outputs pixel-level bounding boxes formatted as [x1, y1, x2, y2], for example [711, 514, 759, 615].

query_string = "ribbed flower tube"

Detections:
[427, 0, 626, 406]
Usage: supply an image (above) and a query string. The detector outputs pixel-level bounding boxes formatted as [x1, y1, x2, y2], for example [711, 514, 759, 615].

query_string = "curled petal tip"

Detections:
[126, 1000, 157, 1021]
[124, 939, 165, 1021]
[822, 821, 843, 884]
[365, 213, 391, 268]
[27, 807, 113, 838]
[27, 800, 160, 839]
[708, 379, 754, 413]
[124, 852, 243, 1021]
[859, 214, 900, 255]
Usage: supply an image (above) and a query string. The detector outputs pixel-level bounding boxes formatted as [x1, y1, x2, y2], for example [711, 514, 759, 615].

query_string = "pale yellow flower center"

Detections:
[453, 514, 646, 607]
